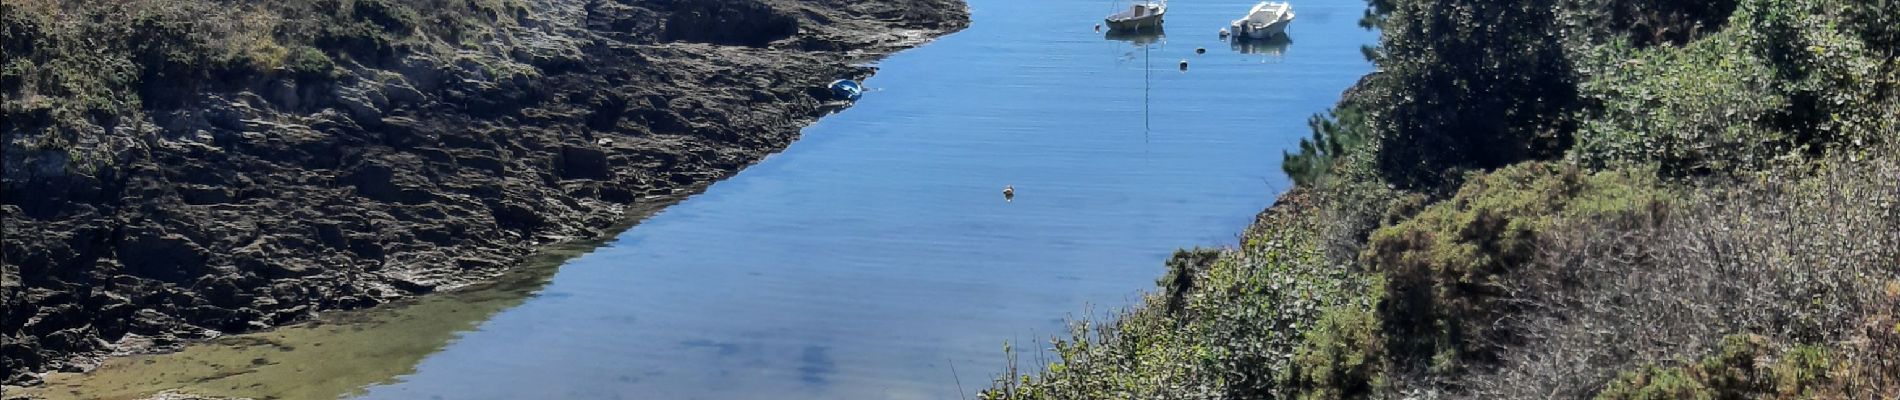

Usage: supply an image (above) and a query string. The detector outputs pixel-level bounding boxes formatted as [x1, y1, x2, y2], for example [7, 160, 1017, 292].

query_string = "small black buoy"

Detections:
[1195, 47, 1207, 54]
[1179, 59, 1189, 70]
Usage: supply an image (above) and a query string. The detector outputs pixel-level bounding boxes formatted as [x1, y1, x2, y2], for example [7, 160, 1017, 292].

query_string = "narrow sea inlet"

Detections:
[28, 0, 1375, 398]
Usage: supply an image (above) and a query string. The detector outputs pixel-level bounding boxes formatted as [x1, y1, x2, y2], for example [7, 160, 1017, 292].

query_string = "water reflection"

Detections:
[1230, 35, 1292, 56]
[798, 346, 837, 385]
[19, 262, 560, 400]
[18, 0, 1383, 398]
[1103, 26, 1167, 142]
[1103, 28, 1166, 46]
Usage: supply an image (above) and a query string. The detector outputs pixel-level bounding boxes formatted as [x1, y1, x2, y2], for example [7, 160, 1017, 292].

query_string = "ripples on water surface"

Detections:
[25, 0, 1376, 399]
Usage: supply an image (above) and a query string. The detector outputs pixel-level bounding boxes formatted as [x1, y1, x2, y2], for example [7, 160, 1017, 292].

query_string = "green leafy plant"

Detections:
[284, 45, 337, 79]
[1279, 304, 1386, 399]
[1283, 105, 1371, 187]
[1364, 162, 1665, 372]
[1365, 0, 1580, 189]
[1597, 335, 1844, 399]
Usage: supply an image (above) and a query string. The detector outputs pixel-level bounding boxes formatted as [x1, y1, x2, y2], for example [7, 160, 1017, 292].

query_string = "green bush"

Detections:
[1569, 0, 1897, 175]
[1597, 335, 1843, 399]
[1364, 0, 1579, 189]
[1157, 248, 1220, 316]
[1364, 162, 1666, 371]
[0, 3, 40, 92]
[284, 46, 337, 79]
[1283, 105, 1372, 187]
[1279, 304, 1385, 399]
[1740, 0, 1897, 158]
[985, 189, 1384, 399]
[1569, 29, 1790, 175]
[993, 0, 1900, 397]
[1827, 0, 1897, 56]
[352, 0, 420, 33]
[1562, 0, 1739, 48]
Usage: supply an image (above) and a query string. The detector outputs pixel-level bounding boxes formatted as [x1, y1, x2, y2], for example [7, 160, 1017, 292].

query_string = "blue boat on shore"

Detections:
[829, 79, 864, 101]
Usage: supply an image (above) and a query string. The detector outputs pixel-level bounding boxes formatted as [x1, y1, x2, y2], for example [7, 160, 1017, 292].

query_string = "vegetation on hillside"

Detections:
[0, 0, 527, 171]
[991, 0, 1897, 397]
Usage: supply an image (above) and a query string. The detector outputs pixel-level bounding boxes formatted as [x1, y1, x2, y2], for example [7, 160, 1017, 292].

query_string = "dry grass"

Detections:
[1469, 155, 1900, 398]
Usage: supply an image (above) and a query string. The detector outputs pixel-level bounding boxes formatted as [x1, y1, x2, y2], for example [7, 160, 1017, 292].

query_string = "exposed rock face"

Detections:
[0, 0, 967, 385]
[662, 0, 803, 47]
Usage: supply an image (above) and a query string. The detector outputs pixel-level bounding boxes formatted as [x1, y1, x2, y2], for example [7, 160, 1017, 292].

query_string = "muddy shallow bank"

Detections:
[11, 213, 642, 400]
[2, 0, 967, 387]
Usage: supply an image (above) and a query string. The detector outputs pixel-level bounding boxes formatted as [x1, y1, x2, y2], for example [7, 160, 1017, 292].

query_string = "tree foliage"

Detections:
[1569, 0, 1898, 176]
[1282, 105, 1371, 187]
[1003, 0, 1900, 396]
[1363, 162, 1665, 374]
[1365, 0, 1579, 189]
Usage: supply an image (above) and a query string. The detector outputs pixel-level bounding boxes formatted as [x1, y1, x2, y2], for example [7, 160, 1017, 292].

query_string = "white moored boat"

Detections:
[1229, 1, 1294, 39]
[1105, 1, 1166, 32]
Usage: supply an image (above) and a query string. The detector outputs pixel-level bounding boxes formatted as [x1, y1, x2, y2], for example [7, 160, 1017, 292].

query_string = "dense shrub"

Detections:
[284, 46, 338, 80]
[1363, 162, 1666, 374]
[1570, 0, 1897, 176]
[1158, 248, 1221, 316]
[1000, 0, 1897, 397]
[1569, 29, 1791, 174]
[1365, 0, 1579, 189]
[1563, 0, 1739, 47]
[1827, 0, 1897, 57]
[1742, 0, 1897, 156]
[1280, 305, 1385, 399]
[1469, 153, 1900, 398]
[352, 0, 420, 32]
[1282, 105, 1371, 187]
[984, 188, 1384, 399]
[0, 3, 42, 93]
[125, 2, 245, 107]
[1596, 336, 1844, 400]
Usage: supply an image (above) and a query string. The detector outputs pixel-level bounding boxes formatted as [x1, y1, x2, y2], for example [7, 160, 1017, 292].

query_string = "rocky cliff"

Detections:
[1, 0, 967, 385]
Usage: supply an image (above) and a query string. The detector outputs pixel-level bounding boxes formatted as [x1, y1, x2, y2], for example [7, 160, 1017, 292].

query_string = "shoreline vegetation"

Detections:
[986, 0, 1897, 398]
[2, 0, 969, 389]
[2, 0, 1894, 398]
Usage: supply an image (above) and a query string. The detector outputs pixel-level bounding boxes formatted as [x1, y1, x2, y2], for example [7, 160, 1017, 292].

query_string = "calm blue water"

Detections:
[357, 0, 1375, 398]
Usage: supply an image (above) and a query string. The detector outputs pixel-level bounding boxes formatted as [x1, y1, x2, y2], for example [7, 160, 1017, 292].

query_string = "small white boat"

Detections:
[1229, 1, 1295, 39]
[1105, 1, 1166, 32]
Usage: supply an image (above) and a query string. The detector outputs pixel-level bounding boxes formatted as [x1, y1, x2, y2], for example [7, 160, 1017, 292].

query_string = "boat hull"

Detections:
[1229, 1, 1294, 39]
[1106, 14, 1164, 32]
[1105, 3, 1166, 32]
[1233, 18, 1291, 39]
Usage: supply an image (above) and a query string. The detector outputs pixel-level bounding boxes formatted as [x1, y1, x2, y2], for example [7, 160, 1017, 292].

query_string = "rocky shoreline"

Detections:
[2, 0, 967, 386]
